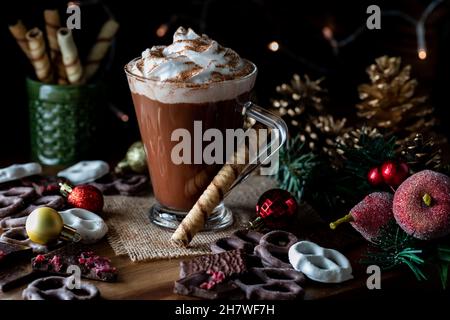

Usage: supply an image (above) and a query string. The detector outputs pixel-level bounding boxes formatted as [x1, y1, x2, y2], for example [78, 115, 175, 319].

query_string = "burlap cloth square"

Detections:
[104, 175, 277, 262]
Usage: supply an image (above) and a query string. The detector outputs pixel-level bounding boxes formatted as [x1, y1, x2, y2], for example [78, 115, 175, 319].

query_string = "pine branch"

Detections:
[437, 245, 450, 289]
[361, 221, 427, 281]
[342, 134, 397, 172]
[276, 136, 318, 201]
[439, 263, 449, 289]
[338, 134, 397, 196]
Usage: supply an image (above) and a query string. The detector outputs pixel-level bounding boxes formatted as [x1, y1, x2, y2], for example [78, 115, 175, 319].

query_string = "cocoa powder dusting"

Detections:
[149, 48, 164, 58]
[136, 27, 254, 85]
[179, 38, 211, 52]
[175, 65, 202, 82]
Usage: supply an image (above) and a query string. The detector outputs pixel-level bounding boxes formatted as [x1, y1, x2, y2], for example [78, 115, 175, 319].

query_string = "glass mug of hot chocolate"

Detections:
[125, 27, 287, 230]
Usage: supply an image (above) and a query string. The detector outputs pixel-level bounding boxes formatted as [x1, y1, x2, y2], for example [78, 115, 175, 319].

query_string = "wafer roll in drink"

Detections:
[26, 28, 53, 83]
[57, 28, 83, 84]
[171, 124, 266, 247]
[44, 9, 67, 83]
[84, 19, 119, 81]
[184, 167, 217, 198]
[9, 20, 30, 57]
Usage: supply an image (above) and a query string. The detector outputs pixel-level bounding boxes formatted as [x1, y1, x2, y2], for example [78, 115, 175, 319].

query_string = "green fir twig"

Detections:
[437, 245, 450, 289]
[361, 221, 426, 281]
[306, 129, 398, 215]
[276, 136, 318, 202]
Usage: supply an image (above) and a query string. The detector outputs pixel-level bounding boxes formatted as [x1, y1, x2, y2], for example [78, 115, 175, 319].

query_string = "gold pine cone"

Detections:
[271, 74, 327, 132]
[400, 133, 444, 172]
[298, 114, 348, 158]
[335, 126, 382, 156]
[356, 56, 436, 142]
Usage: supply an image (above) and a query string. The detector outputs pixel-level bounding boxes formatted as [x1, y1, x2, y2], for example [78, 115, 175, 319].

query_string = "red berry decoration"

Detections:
[60, 183, 104, 213]
[393, 170, 450, 240]
[367, 167, 383, 186]
[330, 192, 393, 242]
[248, 189, 298, 230]
[381, 160, 409, 187]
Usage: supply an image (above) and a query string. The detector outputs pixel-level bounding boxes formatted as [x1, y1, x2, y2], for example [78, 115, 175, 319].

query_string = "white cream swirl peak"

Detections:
[126, 26, 256, 104]
[131, 27, 252, 83]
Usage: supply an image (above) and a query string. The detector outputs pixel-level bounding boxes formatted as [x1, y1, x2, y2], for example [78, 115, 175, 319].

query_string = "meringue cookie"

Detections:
[0, 163, 42, 183]
[57, 161, 109, 185]
[59, 208, 108, 244]
[288, 241, 353, 283]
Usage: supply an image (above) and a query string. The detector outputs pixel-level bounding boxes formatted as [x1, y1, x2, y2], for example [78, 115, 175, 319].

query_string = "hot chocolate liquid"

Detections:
[131, 93, 250, 210]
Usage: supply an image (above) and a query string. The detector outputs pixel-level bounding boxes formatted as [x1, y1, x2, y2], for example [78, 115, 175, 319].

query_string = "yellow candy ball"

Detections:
[26, 207, 63, 245]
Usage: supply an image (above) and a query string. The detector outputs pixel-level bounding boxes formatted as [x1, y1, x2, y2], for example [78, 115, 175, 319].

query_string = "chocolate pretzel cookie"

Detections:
[89, 174, 148, 196]
[254, 230, 298, 268]
[176, 230, 306, 300]
[20, 175, 69, 196]
[0, 227, 52, 253]
[0, 187, 36, 218]
[210, 230, 264, 267]
[23, 276, 100, 300]
[0, 195, 65, 229]
[234, 267, 305, 300]
[210, 230, 263, 254]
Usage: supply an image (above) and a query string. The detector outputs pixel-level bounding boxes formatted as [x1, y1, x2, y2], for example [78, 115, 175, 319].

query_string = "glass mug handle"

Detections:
[226, 101, 288, 194]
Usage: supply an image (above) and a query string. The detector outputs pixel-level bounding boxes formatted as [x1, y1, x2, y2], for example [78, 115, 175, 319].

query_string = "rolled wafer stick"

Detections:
[26, 28, 53, 83]
[83, 19, 119, 81]
[9, 20, 30, 57]
[184, 166, 218, 198]
[171, 124, 267, 247]
[57, 28, 83, 84]
[44, 9, 67, 83]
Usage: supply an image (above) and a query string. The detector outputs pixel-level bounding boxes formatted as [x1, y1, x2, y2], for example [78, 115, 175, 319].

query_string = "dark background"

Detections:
[1, 0, 450, 162]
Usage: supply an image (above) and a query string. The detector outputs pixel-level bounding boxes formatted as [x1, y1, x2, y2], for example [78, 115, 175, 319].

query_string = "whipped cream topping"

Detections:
[130, 27, 253, 84]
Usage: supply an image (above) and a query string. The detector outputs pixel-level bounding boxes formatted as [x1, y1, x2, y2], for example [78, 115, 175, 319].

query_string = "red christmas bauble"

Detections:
[60, 183, 104, 212]
[250, 189, 298, 229]
[381, 161, 409, 187]
[367, 167, 383, 186]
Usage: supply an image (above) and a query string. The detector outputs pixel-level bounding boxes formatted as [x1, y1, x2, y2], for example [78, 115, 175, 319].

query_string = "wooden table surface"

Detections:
[0, 160, 424, 300]
[1, 238, 415, 300]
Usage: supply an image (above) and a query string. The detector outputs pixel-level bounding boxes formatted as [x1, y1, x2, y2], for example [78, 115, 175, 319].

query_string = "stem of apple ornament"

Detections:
[422, 193, 432, 207]
[329, 213, 353, 230]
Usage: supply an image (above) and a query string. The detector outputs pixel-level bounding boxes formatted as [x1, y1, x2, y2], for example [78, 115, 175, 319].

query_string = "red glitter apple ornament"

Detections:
[60, 183, 104, 213]
[248, 189, 298, 230]
[393, 170, 450, 240]
[381, 161, 409, 187]
[330, 192, 394, 241]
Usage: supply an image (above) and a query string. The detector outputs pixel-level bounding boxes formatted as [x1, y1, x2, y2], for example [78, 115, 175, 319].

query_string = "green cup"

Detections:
[26, 78, 101, 165]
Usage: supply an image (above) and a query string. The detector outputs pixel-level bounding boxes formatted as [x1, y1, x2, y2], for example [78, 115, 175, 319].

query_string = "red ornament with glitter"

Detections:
[60, 183, 104, 212]
[249, 189, 298, 230]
